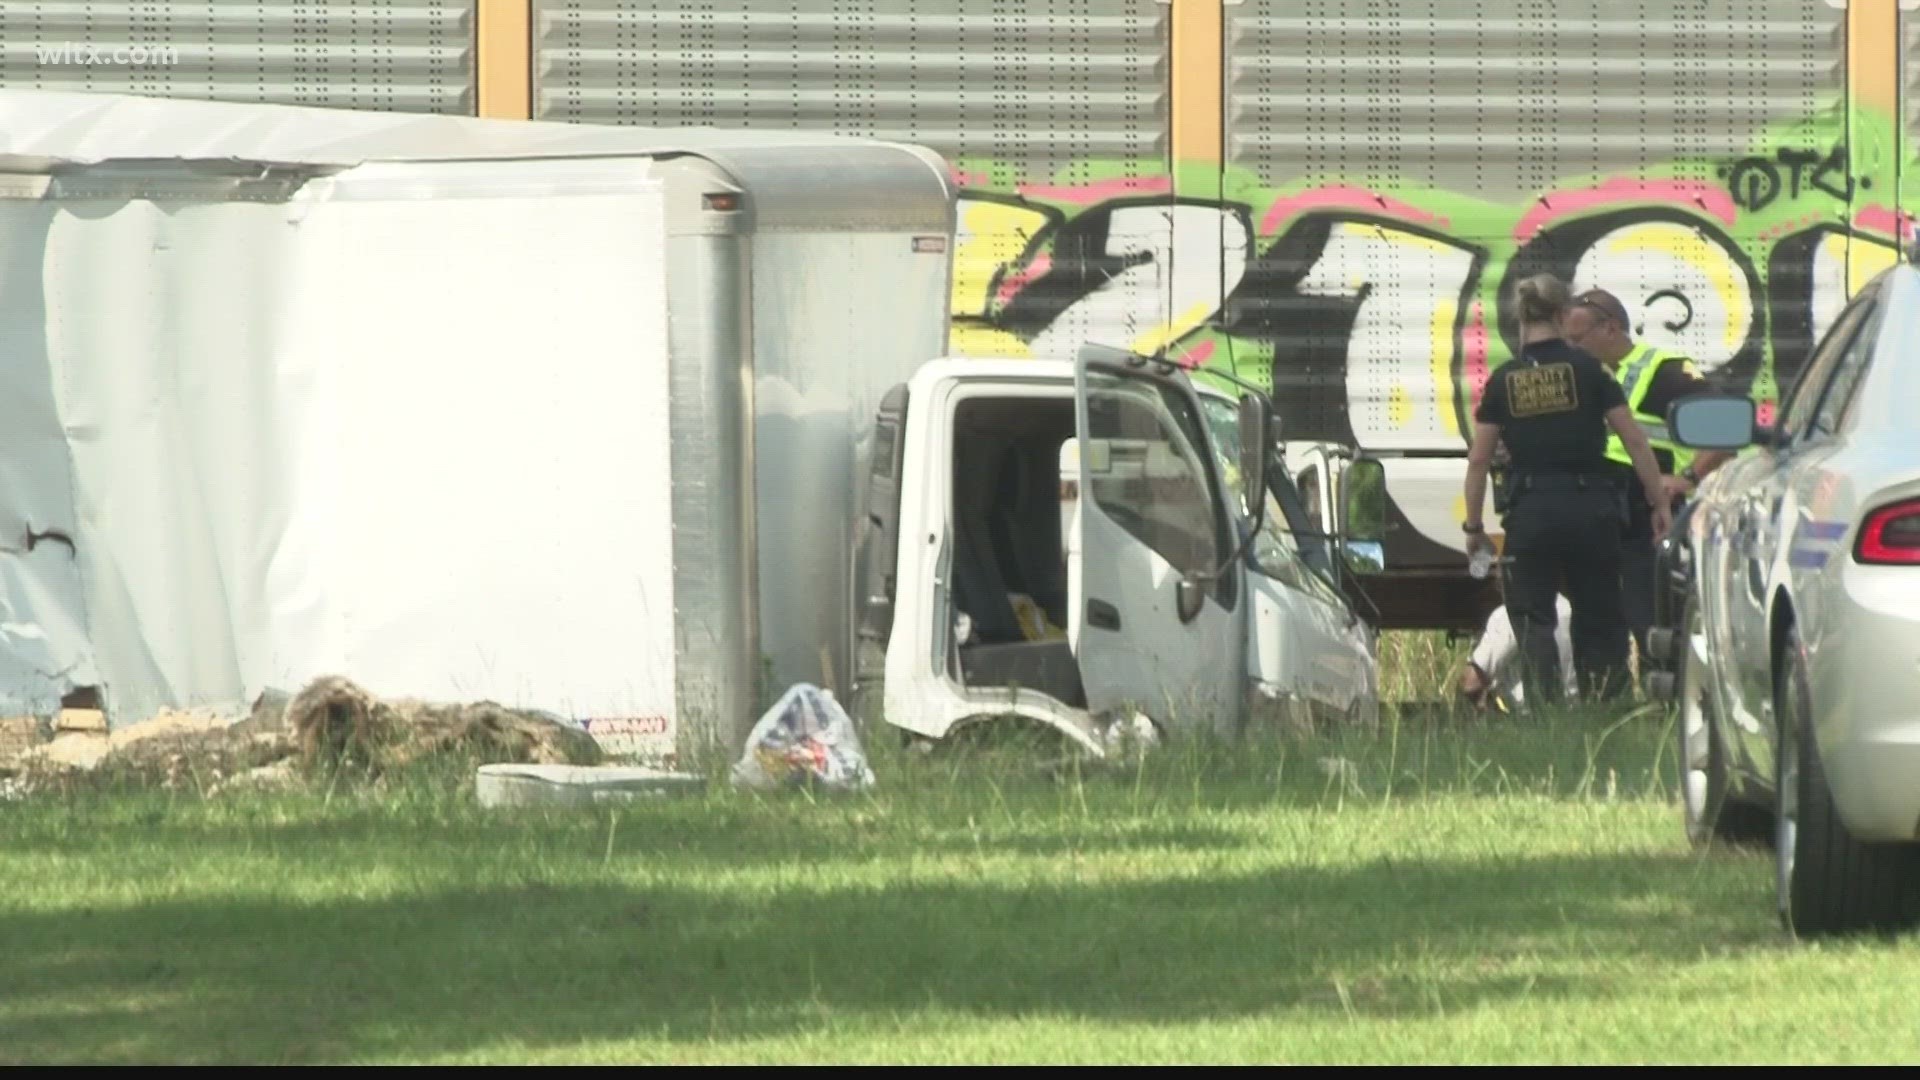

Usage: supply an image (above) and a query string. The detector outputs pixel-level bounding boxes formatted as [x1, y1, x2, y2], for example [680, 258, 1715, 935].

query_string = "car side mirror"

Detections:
[1235, 393, 1272, 526]
[1340, 456, 1387, 543]
[1669, 393, 1757, 450]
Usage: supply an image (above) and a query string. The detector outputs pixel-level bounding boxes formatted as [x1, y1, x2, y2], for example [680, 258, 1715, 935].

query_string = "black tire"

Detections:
[1675, 596, 1771, 848]
[1775, 621, 1920, 936]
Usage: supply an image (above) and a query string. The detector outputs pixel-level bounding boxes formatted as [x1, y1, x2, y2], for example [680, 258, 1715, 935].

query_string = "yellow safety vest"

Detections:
[1603, 344, 1697, 475]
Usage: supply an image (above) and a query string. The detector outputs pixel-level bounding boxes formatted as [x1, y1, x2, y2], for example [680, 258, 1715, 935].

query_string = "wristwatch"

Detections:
[1462, 522, 1485, 534]
[1680, 465, 1700, 485]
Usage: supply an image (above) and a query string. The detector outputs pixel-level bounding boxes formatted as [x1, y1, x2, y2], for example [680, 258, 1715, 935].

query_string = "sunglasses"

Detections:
[1571, 294, 1628, 327]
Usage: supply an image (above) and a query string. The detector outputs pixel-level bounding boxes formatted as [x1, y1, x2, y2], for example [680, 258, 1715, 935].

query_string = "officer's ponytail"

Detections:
[1513, 273, 1571, 328]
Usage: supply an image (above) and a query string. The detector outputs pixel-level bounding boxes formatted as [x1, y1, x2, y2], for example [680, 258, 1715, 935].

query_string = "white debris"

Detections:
[476, 763, 705, 807]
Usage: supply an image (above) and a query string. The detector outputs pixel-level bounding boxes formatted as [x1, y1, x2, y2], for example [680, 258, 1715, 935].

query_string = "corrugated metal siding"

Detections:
[533, 0, 1172, 361]
[0, 1, 477, 115]
[1228, 2, 1842, 198]
[533, 0, 1165, 175]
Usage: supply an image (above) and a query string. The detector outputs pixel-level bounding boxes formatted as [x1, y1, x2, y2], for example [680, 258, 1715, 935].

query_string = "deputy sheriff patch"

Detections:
[1507, 363, 1578, 417]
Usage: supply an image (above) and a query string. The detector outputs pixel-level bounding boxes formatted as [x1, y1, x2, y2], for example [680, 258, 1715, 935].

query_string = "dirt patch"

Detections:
[0, 715, 48, 761]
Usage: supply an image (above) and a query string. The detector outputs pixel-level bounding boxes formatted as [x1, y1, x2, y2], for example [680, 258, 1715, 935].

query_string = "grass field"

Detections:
[3, 634, 1918, 1064]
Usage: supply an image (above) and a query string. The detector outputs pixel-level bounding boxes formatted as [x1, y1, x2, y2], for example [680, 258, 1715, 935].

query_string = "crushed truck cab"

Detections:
[853, 346, 1382, 757]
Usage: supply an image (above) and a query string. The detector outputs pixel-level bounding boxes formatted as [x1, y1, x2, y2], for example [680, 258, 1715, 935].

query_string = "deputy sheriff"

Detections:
[1561, 288, 1733, 666]
[1462, 273, 1671, 707]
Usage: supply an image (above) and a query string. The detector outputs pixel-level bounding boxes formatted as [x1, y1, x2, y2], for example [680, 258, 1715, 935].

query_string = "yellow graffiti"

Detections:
[1388, 383, 1413, 427]
[1428, 298, 1459, 437]
[1821, 231, 1900, 297]
[952, 199, 1054, 319]
[1307, 222, 1477, 449]
[951, 322, 1033, 358]
[1130, 300, 1215, 357]
[1599, 224, 1751, 357]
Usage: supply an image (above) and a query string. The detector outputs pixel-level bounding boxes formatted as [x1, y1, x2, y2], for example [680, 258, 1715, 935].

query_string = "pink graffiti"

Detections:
[1513, 178, 1738, 239]
[1174, 339, 1215, 371]
[1757, 401, 1777, 428]
[951, 168, 994, 188]
[1016, 176, 1173, 205]
[1259, 186, 1443, 235]
[993, 253, 1053, 307]
[1463, 300, 1491, 407]
[1853, 205, 1917, 243]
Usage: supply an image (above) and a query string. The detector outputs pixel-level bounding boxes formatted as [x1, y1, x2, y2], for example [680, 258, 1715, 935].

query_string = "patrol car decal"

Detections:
[1788, 549, 1831, 570]
[1798, 520, 1849, 542]
[1788, 518, 1851, 569]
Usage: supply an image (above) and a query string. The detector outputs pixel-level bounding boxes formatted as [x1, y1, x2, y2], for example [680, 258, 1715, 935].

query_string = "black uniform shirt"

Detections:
[1474, 337, 1626, 475]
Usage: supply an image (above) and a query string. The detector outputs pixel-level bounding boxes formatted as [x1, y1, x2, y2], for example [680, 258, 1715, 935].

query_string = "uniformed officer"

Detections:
[1561, 288, 1733, 665]
[1462, 274, 1671, 707]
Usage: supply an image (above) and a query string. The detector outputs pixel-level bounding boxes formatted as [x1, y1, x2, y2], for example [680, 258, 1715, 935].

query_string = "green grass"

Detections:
[1376, 629, 1477, 705]
[3, 681, 1918, 1063]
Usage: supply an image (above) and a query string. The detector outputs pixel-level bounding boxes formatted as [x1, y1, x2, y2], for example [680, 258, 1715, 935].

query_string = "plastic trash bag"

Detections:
[731, 683, 876, 792]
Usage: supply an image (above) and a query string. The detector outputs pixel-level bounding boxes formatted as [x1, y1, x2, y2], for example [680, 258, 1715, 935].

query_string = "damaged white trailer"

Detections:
[0, 90, 954, 761]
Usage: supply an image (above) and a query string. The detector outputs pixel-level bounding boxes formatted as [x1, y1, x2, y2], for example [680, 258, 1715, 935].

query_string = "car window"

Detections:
[1297, 466, 1325, 532]
[1780, 291, 1875, 440]
[1810, 299, 1885, 439]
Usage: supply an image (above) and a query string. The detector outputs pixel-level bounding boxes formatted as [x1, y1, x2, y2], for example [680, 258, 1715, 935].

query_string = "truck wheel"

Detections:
[1774, 621, 1920, 936]
[1675, 596, 1770, 848]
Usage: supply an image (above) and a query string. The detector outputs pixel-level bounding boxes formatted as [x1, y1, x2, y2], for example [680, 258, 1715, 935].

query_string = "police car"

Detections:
[1647, 261, 1920, 937]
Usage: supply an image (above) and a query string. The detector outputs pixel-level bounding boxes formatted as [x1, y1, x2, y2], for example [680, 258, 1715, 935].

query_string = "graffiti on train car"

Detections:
[945, 130, 1913, 452]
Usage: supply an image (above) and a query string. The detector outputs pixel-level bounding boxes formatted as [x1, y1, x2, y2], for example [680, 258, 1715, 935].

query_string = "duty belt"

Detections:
[1509, 469, 1615, 488]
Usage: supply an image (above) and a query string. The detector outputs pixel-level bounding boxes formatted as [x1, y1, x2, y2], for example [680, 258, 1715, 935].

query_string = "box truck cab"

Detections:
[854, 344, 1383, 757]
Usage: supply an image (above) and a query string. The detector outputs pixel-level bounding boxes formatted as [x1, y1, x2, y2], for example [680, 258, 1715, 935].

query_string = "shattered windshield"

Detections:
[1196, 394, 1343, 596]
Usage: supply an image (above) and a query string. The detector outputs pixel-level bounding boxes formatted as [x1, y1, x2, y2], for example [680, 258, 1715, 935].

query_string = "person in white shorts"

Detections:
[1459, 595, 1576, 712]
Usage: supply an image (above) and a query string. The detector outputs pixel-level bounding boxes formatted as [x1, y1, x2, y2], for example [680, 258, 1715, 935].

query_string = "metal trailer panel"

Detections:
[530, 0, 1174, 365]
[747, 229, 952, 717]
[645, 144, 955, 732]
[0, 1, 478, 115]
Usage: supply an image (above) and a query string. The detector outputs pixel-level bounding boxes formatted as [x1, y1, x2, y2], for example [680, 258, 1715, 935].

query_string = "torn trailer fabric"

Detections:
[0, 91, 695, 732]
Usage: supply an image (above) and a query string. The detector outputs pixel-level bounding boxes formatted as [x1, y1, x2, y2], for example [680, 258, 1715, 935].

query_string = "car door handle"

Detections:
[1087, 599, 1122, 631]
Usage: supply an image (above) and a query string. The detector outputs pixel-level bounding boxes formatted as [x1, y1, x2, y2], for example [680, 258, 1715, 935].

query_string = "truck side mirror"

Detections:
[1235, 393, 1272, 526]
[1339, 455, 1388, 573]
[1340, 456, 1387, 542]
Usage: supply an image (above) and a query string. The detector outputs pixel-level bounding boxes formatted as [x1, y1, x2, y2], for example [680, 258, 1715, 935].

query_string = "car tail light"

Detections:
[1855, 498, 1920, 565]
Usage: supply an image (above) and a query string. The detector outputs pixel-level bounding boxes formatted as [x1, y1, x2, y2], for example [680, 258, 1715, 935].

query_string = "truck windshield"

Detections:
[1196, 395, 1343, 596]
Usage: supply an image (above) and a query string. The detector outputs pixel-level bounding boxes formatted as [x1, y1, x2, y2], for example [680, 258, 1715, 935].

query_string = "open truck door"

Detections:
[850, 382, 911, 719]
[1066, 345, 1245, 737]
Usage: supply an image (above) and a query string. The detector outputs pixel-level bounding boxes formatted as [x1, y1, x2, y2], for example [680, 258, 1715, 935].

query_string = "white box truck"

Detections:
[856, 347, 1382, 757]
[0, 91, 1380, 763]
